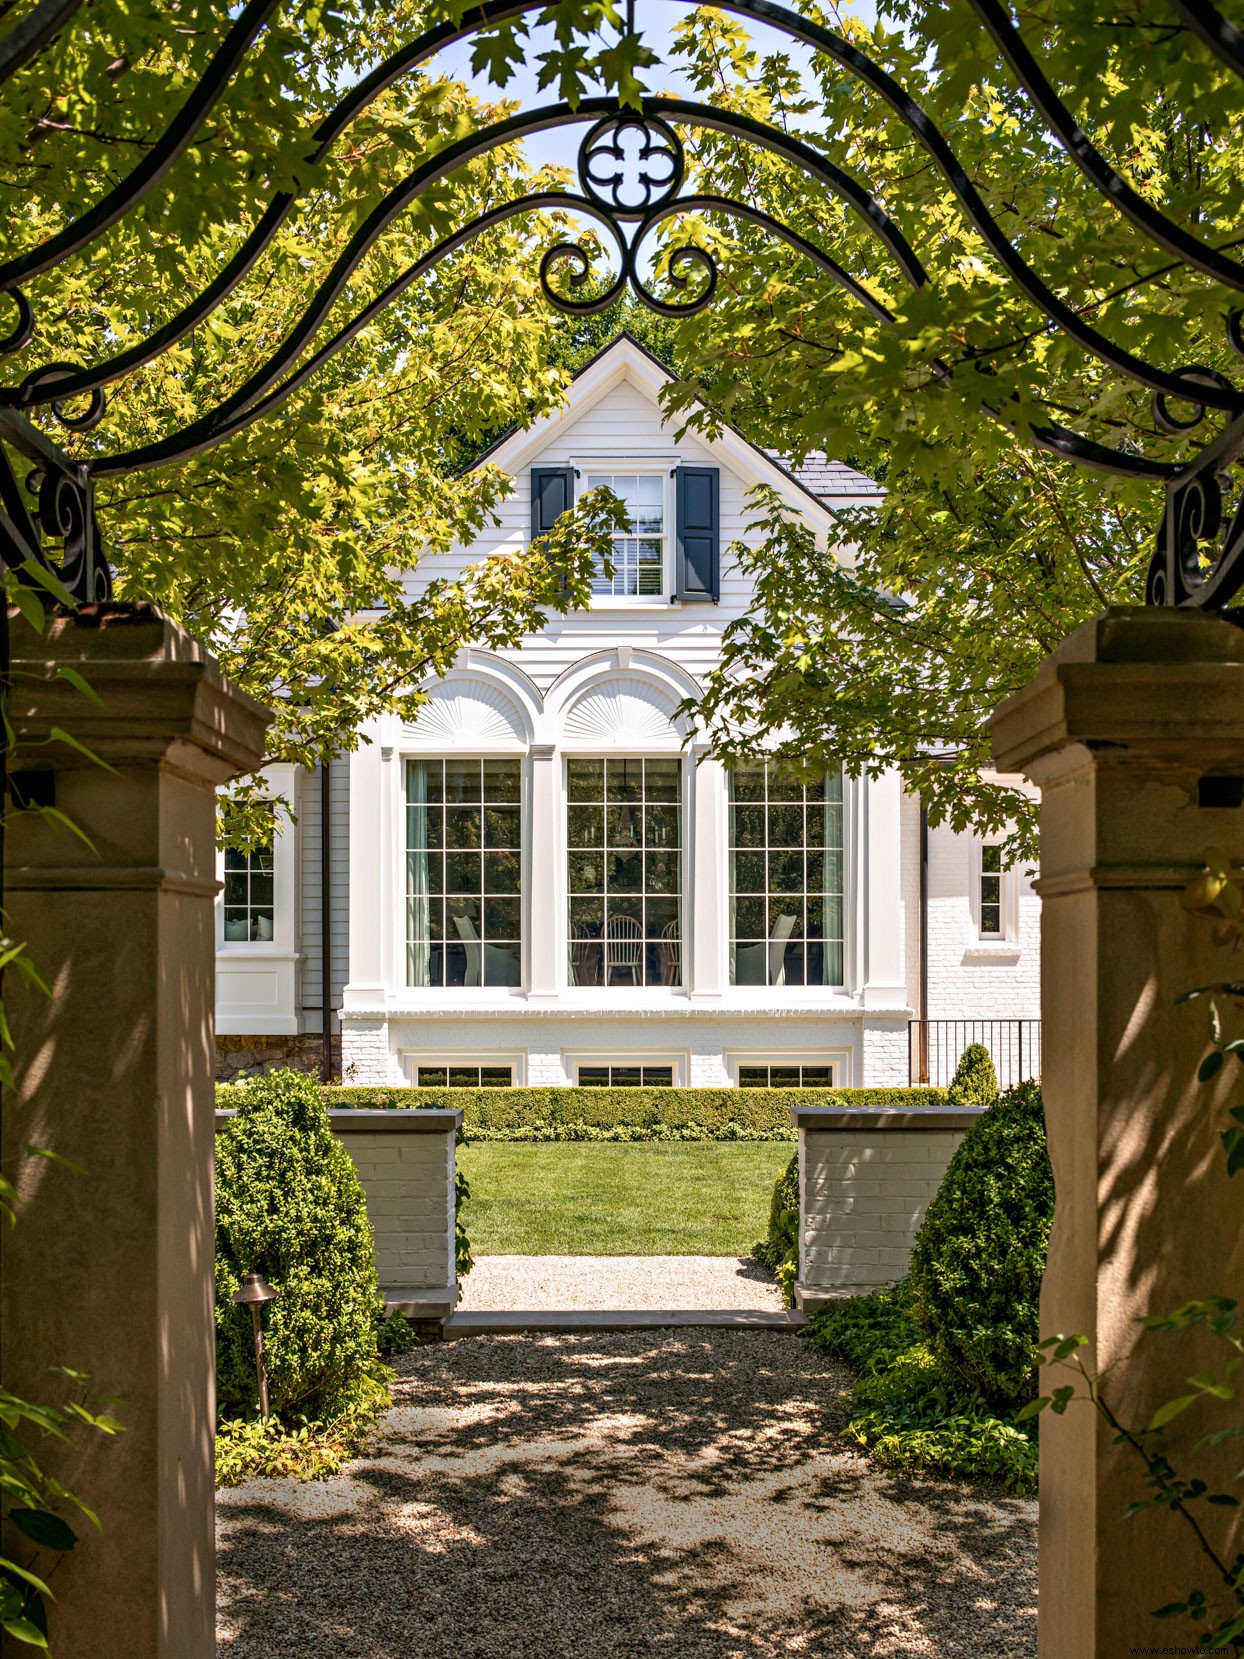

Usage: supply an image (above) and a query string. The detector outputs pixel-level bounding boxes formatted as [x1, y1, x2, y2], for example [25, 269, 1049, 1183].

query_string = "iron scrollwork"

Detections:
[540, 115, 719, 317]
[0, 411, 110, 604]
[2, 0, 1244, 608]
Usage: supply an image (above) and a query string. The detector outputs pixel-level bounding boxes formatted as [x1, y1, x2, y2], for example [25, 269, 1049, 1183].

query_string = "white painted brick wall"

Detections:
[799, 1124, 968, 1289]
[860, 1019, 909, 1087]
[382, 1013, 865, 1087]
[336, 1127, 456, 1291]
[926, 817, 1040, 1022]
[341, 1017, 402, 1085]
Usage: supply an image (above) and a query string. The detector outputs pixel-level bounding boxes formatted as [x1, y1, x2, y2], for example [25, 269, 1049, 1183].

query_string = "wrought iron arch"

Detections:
[0, 0, 1242, 609]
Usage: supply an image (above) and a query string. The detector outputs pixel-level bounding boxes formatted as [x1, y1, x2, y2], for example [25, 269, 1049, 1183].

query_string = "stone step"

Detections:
[439, 1308, 808, 1339]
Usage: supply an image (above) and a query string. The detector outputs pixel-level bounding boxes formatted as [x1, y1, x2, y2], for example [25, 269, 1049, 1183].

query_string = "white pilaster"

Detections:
[343, 739, 386, 1008]
[689, 748, 726, 997]
[527, 743, 562, 998]
[862, 768, 908, 1010]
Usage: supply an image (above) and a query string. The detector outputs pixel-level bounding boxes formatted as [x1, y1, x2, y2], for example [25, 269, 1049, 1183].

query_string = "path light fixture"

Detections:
[231, 1272, 279, 1419]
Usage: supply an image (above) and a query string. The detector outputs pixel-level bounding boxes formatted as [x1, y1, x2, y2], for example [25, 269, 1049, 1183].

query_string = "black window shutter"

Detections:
[531, 466, 575, 539]
[675, 466, 720, 602]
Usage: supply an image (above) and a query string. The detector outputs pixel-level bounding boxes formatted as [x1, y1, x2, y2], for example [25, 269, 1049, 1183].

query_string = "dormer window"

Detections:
[586, 472, 666, 598]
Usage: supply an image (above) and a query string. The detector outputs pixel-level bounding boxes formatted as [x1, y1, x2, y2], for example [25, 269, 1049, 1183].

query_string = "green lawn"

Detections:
[456, 1142, 793, 1255]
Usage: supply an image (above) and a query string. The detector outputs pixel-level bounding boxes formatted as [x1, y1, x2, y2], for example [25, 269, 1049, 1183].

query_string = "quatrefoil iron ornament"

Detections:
[579, 115, 685, 219]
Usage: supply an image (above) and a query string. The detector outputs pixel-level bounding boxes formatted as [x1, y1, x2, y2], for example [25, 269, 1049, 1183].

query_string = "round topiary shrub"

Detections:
[215, 1068, 386, 1424]
[906, 1080, 1053, 1409]
[946, 1042, 1000, 1106]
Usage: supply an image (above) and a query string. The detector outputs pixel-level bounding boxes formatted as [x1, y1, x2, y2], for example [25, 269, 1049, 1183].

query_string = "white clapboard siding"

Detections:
[397, 373, 792, 692]
[298, 754, 350, 1030]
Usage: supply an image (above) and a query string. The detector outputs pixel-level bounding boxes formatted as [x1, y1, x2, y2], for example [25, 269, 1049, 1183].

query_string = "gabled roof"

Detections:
[470, 333, 882, 528]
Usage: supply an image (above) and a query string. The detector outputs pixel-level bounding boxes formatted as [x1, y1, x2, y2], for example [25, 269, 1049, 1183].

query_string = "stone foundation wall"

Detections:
[214, 1033, 340, 1082]
[791, 1105, 984, 1307]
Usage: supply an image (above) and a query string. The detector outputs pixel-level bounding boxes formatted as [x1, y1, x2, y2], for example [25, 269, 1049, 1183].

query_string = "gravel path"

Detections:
[458, 1255, 785, 1311]
[217, 1330, 1036, 1658]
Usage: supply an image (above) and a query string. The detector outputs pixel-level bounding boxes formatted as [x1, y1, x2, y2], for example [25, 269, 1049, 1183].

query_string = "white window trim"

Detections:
[563, 753, 690, 995]
[969, 837, 1019, 945]
[577, 465, 674, 610]
[562, 1049, 688, 1086]
[395, 750, 529, 1000]
[398, 1050, 526, 1086]
[215, 768, 297, 958]
[725, 1050, 852, 1088]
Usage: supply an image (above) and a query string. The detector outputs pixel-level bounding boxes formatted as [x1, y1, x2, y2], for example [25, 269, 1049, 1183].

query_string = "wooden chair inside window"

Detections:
[659, 917, 680, 985]
[569, 922, 601, 986]
[605, 913, 643, 984]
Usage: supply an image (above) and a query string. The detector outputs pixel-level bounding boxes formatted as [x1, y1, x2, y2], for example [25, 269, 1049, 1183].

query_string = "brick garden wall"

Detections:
[793, 1106, 984, 1304]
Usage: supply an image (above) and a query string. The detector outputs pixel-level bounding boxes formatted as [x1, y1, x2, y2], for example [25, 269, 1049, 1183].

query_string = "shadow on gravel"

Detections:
[216, 1331, 1036, 1659]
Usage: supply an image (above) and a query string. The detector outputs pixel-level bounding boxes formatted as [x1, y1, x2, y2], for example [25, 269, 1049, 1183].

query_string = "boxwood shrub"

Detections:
[215, 1069, 388, 1427]
[216, 1084, 948, 1141]
[907, 1079, 1053, 1410]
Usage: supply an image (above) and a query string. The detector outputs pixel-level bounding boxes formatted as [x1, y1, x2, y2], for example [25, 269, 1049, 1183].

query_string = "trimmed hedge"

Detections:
[216, 1083, 948, 1141]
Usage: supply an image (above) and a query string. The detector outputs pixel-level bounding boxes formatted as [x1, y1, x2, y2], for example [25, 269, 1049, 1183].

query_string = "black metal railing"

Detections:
[909, 1019, 1042, 1090]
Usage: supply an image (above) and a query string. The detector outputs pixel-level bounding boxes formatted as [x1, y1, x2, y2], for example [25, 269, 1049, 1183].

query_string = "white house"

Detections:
[214, 335, 1040, 1090]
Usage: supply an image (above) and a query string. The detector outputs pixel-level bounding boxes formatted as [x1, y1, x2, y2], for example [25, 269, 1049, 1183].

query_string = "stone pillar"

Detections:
[990, 607, 1244, 1658]
[0, 605, 270, 1659]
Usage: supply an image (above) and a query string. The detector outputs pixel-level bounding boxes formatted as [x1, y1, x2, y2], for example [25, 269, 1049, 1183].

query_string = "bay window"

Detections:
[406, 758, 522, 988]
[567, 757, 682, 987]
[729, 766, 845, 987]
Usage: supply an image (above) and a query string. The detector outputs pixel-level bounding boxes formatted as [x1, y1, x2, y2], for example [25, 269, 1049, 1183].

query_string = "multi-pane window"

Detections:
[567, 757, 681, 987]
[223, 811, 275, 942]
[578, 1064, 673, 1086]
[586, 473, 665, 597]
[738, 1063, 835, 1088]
[729, 767, 844, 987]
[980, 844, 1004, 936]
[406, 758, 522, 989]
[414, 1064, 513, 1087]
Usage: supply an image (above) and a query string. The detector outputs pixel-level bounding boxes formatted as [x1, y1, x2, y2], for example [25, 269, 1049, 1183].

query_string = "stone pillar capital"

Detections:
[990, 605, 1244, 786]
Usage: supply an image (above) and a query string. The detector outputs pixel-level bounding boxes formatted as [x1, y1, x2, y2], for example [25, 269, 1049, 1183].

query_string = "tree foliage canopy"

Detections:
[1, 2, 625, 839]
[439, 0, 1242, 854]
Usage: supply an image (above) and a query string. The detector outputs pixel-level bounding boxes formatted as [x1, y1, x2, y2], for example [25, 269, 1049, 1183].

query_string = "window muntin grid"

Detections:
[737, 1063, 835, 1088]
[577, 1064, 674, 1086]
[585, 473, 665, 598]
[223, 809, 275, 942]
[729, 766, 845, 987]
[414, 1064, 514, 1086]
[406, 758, 522, 989]
[567, 757, 682, 988]
[981, 844, 1004, 936]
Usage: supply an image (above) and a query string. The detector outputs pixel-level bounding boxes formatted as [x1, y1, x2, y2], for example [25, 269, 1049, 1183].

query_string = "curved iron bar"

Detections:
[87, 177, 1172, 487]
[0, 0, 280, 290]
[1170, 0, 1244, 78]
[91, 191, 624, 473]
[0, 0, 83, 86]
[85, 96, 926, 477]
[89, 179, 904, 476]
[967, 0, 1244, 292]
[8, 0, 1242, 426]
[635, 193, 896, 323]
[2, 81, 923, 410]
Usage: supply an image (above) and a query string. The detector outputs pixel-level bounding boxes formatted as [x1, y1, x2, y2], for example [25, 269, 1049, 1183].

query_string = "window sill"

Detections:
[961, 941, 1022, 963]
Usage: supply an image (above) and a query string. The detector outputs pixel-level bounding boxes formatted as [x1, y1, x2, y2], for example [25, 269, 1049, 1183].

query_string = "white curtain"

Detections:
[406, 760, 431, 987]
